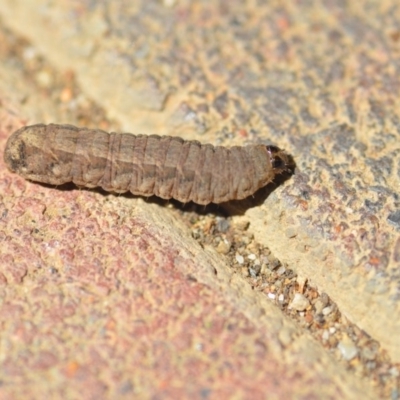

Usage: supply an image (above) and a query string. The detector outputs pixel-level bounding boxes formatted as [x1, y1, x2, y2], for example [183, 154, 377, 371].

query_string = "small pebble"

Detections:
[269, 258, 281, 270]
[274, 280, 282, 289]
[338, 335, 358, 361]
[288, 293, 310, 311]
[216, 218, 230, 233]
[216, 239, 231, 255]
[260, 264, 272, 276]
[268, 293, 276, 300]
[249, 264, 261, 278]
[314, 298, 327, 314]
[248, 253, 256, 260]
[322, 306, 334, 316]
[235, 254, 244, 265]
[276, 265, 286, 275]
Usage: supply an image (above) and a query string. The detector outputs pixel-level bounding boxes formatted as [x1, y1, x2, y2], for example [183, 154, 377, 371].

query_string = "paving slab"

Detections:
[1, 0, 398, 365]
[0, 103, 377, 398]
[0, 0, 399, 398]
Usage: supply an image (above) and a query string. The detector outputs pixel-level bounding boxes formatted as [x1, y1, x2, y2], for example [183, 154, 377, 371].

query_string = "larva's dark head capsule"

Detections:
[266, 145, 295, 175]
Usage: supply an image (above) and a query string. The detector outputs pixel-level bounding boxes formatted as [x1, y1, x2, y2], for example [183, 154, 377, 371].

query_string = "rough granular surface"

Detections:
[0, 1, 399, 399]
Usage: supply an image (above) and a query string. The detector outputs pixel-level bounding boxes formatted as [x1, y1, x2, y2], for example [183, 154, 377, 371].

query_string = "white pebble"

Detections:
[248, 254, 256, 260]
[278, 294, 285, 302]
[322, 306, 334, 316]
[288, 293, 310, 311]
[338, 336, 358, 361]
[268, 293, 276, 300]
[235, 254, 244, 265]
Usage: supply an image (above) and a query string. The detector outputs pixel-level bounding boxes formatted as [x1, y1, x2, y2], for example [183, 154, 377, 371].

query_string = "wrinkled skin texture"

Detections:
[4, 124, 294, 205]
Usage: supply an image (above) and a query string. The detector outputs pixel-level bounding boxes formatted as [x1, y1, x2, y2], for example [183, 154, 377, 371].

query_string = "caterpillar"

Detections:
[4, 124, 294, 205]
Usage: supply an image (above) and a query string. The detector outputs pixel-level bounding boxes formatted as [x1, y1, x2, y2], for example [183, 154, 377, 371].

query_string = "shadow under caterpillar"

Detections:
[4, 123, 294, 205]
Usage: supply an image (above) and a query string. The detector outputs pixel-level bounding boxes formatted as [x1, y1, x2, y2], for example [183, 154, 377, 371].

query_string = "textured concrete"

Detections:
[1, 0, 398, 363]
[0, 0, 399, 398]
[0, 103, 376, 398]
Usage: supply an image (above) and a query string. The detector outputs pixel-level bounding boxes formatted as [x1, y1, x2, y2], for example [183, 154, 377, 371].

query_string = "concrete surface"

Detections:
[0, 0, 399, 399]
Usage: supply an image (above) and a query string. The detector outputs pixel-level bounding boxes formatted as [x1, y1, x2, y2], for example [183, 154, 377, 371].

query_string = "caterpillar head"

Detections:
[266, 145, 295, 175]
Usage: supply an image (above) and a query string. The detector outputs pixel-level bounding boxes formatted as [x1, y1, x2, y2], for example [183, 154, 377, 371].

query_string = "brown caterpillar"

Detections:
[4, 124, 294, 205]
